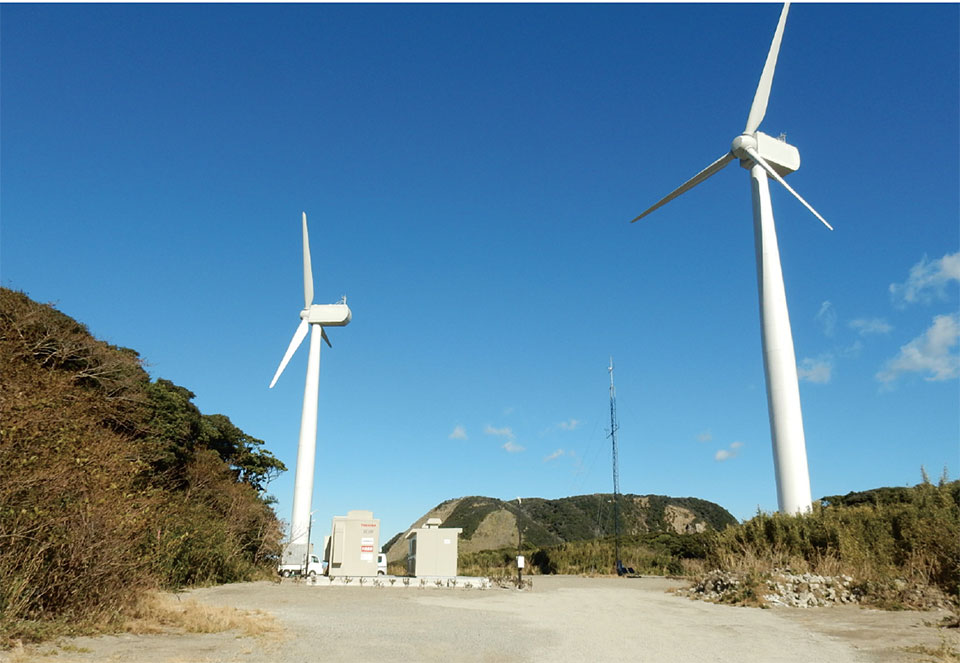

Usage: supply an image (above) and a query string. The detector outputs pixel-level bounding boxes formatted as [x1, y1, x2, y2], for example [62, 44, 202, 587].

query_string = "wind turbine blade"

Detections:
[321, 328, 332, 348]
[744, 147, 833, 231]
[631, 153, 735, 222]
[744, 2, 790, 134]
[302, 212, 314, 309]
[269, 319, 310, 388]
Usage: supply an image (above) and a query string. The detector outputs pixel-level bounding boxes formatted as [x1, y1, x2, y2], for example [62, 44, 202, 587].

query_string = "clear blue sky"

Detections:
[2, 3, 957, 544]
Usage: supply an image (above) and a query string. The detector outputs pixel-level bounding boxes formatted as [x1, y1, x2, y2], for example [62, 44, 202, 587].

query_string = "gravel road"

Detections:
[6, 576, 956, 662]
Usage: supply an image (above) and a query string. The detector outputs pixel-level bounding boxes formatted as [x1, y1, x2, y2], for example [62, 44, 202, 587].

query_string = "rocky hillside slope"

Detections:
[384, 493, 736, 562]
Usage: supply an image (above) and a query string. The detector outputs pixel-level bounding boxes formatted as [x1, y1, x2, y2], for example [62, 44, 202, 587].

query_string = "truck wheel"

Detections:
[378, 570, 385, 576]
[308, 570, 316, 577]
[281, 570, 291, 578]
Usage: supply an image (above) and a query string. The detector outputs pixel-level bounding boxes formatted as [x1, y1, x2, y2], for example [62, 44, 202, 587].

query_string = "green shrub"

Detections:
[706, 476, 959, 602]
[455, 476, 959, 609]
[0, 289, 285, 645]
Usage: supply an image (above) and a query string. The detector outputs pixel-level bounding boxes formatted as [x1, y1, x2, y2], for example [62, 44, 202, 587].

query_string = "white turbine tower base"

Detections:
[631, 2, 827, 514]
[289, 325, 323, 548]
[750, 164, 812, 514]
[270, 212, 352, 565]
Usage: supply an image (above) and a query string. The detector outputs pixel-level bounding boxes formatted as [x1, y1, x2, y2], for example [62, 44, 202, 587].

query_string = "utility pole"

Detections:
[516, 497, 524, 589]
[304, 514, 312, 577]
[608, 358, 624, 576]
[302, 508, 318, 578]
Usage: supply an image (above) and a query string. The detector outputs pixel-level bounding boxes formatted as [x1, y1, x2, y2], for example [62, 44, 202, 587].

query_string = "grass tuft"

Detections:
[122, 591, 282, 638]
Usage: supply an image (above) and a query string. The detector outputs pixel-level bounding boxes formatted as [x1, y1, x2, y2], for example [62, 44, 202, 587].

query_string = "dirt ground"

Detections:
[4, 576, 957, 663]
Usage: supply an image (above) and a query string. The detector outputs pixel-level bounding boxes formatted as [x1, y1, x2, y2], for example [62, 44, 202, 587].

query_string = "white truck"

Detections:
[277, 553, 326, 578]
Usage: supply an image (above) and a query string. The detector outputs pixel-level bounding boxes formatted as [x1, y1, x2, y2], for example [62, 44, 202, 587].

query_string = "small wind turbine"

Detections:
[270, 212, 352, 558]
[631, 2, 828, 514]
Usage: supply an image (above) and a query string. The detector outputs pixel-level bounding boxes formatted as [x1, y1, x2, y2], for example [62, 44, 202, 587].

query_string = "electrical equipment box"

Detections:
[327, 510, 380, 577]
[405, 518, 463, 577]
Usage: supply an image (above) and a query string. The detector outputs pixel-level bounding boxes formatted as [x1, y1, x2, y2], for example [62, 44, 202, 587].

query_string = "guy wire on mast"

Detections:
[608, 357, 624, 576]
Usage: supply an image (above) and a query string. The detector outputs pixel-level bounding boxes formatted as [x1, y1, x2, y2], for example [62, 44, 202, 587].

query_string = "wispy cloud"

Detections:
[890, 251, 960, 307]
[849, 318, 892, 336]
[715, 441, 744, 462]
[448, 425, 467, 440]
[798, 356, 833, 384]
[839, 340, 864, 359]
[696, 431, 713, 443]
[557, 419, 580, 431]
[544, 449, 565, 462]
[540, 418, 583, 436]
[486, 424, 524, 453]
[484, 425, 514, 439]
[816, 301, 837, 337]
[876, 313, 960, 384]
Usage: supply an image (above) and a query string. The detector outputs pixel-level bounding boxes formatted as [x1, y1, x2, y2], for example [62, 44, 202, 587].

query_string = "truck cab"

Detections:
[278, 553, 326, 578]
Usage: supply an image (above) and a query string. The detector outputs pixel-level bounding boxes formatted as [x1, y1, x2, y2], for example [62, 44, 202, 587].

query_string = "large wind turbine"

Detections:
[270, 212, 351, 564]
[631, 2, 828, 514]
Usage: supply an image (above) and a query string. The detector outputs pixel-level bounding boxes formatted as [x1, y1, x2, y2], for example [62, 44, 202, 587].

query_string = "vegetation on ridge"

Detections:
[0, 288, 286, 645]
[703, 472, 959, 609]
[386, 492, 736, 561]
[457, 474, 959, 611]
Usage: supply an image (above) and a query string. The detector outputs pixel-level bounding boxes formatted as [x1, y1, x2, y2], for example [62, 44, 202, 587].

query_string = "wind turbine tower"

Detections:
[631, 3, 829, 514]
[269, 212, 352, 567]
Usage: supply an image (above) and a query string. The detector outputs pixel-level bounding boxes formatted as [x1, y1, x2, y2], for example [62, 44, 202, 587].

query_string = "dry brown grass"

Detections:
[901, 634, 960, 662]
[0, 592, 281, 662]
[121, 591, 282, 639]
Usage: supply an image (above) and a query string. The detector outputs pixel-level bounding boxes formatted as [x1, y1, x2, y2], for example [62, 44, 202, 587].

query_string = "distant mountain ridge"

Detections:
[384, 493, 737, 562]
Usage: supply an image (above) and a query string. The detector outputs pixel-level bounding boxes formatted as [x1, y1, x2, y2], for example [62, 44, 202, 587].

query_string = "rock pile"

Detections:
[761, 572, 861, 607]
[686, 570, 743, 602]
[685, 569, 956, 610]
[683, 569, 863, 608]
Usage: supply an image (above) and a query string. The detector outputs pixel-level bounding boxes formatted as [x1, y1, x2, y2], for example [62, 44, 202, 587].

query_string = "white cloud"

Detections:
[696, 431, 712, 443]
[815, 301, 837, 337]
[544, 449, 565, 462]
[840, 340, 864, 359]
[714, 441, 743, 462]
[484, 425, 514, 439]
[448, 425, 467, 440]
[541, 418, 583, 436]
[877, 313, 960, 384]
[486, 424, 523, 452]
[890, 251, 960, 307]
[849, 318, 893, 336]
[798, 356, 833, 384]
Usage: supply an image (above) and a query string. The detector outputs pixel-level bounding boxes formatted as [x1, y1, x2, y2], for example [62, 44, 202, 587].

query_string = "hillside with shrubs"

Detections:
[457, 475, 959, 611]
[0, 288, 286, 645]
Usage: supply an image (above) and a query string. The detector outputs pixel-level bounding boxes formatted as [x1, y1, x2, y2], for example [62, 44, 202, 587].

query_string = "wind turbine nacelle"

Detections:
[303, 304, 352, 326]
[739, 131, 800, 176]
